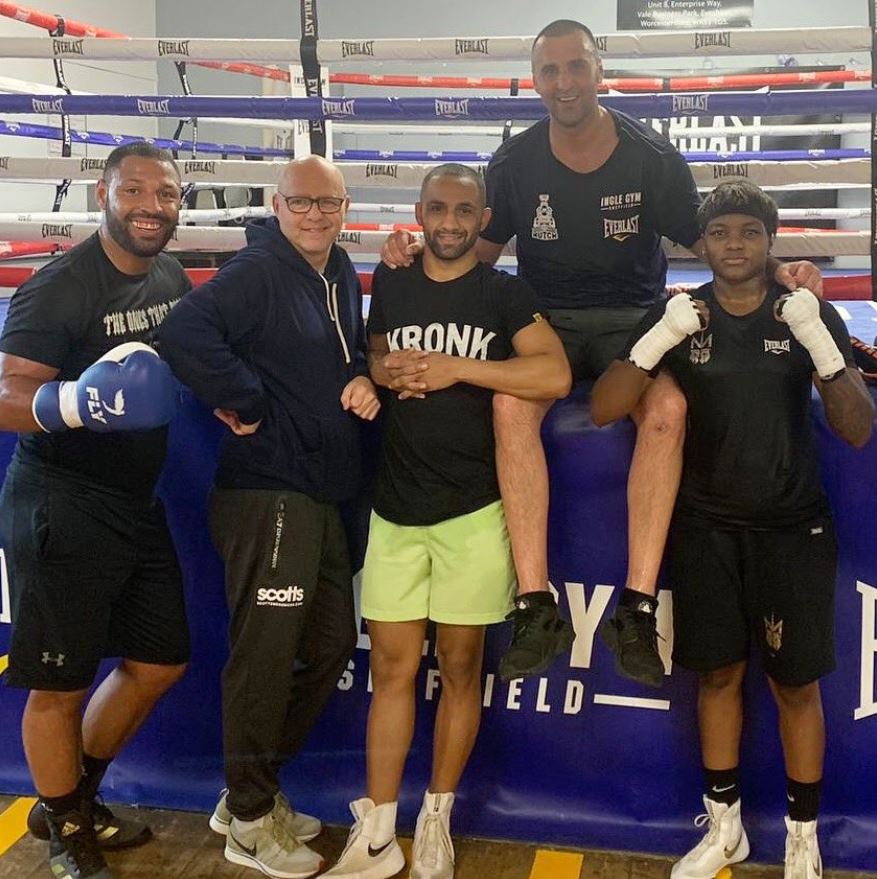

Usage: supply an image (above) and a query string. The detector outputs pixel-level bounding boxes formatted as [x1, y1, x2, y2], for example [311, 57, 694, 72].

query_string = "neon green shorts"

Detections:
[361, 500, 517, 625]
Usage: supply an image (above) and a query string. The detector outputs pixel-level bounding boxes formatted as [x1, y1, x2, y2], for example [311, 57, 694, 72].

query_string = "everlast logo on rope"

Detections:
[672, 94, 709, 115]
[694, 32, 732, 49]
[80, 158, 106, 172]
[32, 98, 64, 114]
[137, 98, 171, 115]
[183, 160, 216, 174]
[342, 40, 374, 58]
[41, 224, 73, 239]
[53, 38, 84, 55]
[455, 38, 489, 55]
[157, 39, 190, 57]
[322, 98, 356, 117]
[713, 163, 748, 179]
[302, 0, 316, 37]
[366, 163, 398, 179]
[338, 231, 362, 244]
[435, 98, 469, 118]
[0, 157, 8, 170]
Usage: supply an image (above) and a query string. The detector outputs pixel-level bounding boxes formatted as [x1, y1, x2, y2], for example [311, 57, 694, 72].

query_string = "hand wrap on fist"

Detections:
[33, 342, 180, 433]
[629, 293, 704, 372]
[775, 288, 845, 381]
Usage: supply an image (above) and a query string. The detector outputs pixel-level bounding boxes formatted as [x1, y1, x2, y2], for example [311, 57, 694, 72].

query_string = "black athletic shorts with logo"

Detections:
[547, 306, 648, 381]
[0, 464, 190, 691]
[669, 516, 837, 686]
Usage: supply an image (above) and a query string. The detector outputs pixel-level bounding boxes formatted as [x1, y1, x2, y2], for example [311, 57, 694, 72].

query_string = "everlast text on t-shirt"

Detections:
[368, 259, 539, 526]
[0, 233, 190, 497]
[481, 112, 701, 311]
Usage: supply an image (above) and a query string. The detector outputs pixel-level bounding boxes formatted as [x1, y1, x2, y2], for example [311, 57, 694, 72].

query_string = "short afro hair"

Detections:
[697, 180, 779, 237]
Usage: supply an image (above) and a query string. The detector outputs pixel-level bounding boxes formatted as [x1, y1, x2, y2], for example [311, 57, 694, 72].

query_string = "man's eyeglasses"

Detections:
[276, 193, 347, 214]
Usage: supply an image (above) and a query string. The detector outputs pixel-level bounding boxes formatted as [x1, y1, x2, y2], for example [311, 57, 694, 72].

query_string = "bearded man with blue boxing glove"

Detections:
[0, 143, 189, 879]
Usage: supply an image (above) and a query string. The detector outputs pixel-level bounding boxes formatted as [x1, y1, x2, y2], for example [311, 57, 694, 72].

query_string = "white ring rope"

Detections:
[0, 156, 868, 189]
[4, 206, 867, 225]
[0, 27, 868, 62]
[0, 220, 865, 258]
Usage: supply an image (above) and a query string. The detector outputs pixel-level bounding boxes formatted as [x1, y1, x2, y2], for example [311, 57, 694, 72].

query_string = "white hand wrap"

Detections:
[629, 293, 703, 372]
[777, 288, 845, 380]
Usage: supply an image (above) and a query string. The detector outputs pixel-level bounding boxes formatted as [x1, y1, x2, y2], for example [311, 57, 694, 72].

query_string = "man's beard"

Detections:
[105, 206, 176, 257]
[424, 227, 478, 261]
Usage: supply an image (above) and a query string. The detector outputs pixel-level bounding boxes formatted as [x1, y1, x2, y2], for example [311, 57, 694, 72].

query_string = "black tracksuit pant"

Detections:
[210, 488, 357, 820]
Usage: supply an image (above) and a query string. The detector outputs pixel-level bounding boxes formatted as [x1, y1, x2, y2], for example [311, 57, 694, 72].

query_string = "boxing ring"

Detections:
[1, 4, 877, 870]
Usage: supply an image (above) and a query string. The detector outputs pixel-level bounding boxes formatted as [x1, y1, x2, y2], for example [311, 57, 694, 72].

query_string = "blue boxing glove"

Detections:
[33, 342, 180, 433]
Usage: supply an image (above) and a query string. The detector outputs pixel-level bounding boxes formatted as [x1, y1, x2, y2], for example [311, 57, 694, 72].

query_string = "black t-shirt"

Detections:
[482, 111, 701, 310]
[368, 259, 539, 526]
[0, 233, 190, 497]
[621, 284, 855, 528]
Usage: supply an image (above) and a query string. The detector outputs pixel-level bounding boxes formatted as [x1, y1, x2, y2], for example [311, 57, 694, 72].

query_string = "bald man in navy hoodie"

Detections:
[161, 156, 378, 879]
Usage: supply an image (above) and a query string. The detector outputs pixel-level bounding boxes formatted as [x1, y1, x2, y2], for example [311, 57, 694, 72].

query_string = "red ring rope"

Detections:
[0, 264, 871, 300]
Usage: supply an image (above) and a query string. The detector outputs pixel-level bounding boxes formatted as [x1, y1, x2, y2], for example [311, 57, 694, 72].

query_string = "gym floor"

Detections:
[0, 795, 874, 879]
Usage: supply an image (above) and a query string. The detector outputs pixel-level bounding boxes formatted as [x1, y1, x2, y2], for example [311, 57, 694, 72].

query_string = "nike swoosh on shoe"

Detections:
[724, 835, 743, 859]
[230, 833, 257, 858]
[368, 840, 394, 857]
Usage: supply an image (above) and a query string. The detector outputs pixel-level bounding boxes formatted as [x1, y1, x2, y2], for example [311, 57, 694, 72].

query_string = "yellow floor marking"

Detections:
[0, 797, 37, 857]
[529, 848, 585, 879]
[0, 655, 8, 675]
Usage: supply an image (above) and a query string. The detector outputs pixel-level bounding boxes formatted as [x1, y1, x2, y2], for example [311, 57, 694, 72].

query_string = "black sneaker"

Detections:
[46, 808, 117, 879]
[29, 796, 152, 849]
[601, 601, 665, 688]
[498, 594, 575, 682]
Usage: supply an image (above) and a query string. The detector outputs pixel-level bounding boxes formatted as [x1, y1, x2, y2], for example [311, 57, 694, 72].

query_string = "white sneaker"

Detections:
[322, 798, 405, 879]
[671, 797, 750, 879]
[411, 791, 455, 879]
[785, 817, 823, 879]
[210, 788, 322, 842]
[225, 813, 324, 879]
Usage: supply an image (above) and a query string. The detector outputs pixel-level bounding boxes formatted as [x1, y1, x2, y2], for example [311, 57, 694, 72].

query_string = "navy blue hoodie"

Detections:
[160, 217, 368, 503]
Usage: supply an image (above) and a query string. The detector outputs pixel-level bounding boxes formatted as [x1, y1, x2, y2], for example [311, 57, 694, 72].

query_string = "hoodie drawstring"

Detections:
[320, 274, 352, 365]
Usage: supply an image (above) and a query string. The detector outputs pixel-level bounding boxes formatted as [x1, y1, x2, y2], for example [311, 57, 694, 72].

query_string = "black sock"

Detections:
[704, 766, 740, 806]
[787, 777, 821, 822]
[619, 588, 658, 612]
[81, 754, 112, 800]
[41, 787, 83, 818]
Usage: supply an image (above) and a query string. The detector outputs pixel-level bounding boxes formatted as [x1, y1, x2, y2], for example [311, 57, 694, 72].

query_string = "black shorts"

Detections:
[547, 306, 648, 381]
[669, 517, 837, 686]
[0, 465, 190, 691]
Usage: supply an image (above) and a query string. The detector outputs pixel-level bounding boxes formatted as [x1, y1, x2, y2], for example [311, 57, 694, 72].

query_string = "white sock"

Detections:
[369, 801, 398, 846]
[232, 814, 269, 832]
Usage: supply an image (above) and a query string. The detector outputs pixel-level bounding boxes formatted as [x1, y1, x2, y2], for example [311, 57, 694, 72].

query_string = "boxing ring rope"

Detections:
[0, 220, 866, 260]
[0, 154, 869, 190]
[4, 206, 871, 224]
[0, 259, 871, 302]
[331, 70, 873, 93]
[0, 28, 869, 62]
[4, 89, 877, 120]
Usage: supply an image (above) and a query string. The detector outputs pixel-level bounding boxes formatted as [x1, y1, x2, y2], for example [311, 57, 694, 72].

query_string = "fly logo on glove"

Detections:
[33, 341, 180, 433]
[84, 387, 126, 425]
